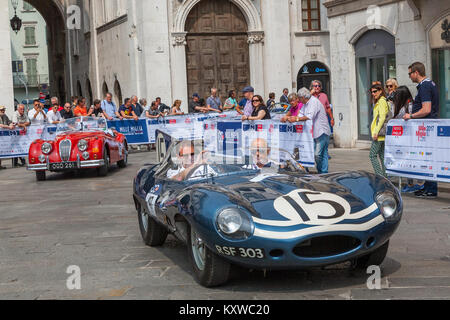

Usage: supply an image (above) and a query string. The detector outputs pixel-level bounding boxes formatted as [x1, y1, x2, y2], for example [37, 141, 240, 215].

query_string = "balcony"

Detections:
[13, 74, 49, 88]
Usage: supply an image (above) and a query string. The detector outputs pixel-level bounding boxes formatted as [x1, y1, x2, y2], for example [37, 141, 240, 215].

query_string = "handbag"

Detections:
[377, 110, 393, 137]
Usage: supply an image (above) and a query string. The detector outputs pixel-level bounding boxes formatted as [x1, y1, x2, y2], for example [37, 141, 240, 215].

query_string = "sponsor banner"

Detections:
[242, 121, 315, 167]
[201, 120, 315, 167]
[0, 124, 57, 159]
[385, 119, 450, 182]
[107, 119, 149, 145]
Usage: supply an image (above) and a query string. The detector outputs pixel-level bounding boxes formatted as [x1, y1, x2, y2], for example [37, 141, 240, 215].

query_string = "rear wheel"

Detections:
[138, 205, 168, 246]
[97, 149, 109, 177]
[354, 241, 390, 269]
[187, 224, 231, 287]
[36, 171, 46, 181]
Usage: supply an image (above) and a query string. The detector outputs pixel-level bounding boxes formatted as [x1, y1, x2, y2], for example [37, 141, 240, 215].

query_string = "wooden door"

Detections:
[185, 0, 250, 103]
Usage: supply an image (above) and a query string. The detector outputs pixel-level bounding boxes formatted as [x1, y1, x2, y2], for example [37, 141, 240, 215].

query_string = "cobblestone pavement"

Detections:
[0, 149, 449, 300]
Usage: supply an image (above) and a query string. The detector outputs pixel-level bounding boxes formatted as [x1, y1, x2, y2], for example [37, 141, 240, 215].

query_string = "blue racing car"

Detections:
[132, 135, 403, 287]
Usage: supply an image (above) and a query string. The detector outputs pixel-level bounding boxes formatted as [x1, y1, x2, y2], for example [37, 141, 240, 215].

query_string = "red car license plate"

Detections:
[50, 162, 77, 170]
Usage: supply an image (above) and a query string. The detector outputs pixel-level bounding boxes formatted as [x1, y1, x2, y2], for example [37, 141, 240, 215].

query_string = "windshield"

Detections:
[156, 139, 305, 182]
[56, 117, 108, 133]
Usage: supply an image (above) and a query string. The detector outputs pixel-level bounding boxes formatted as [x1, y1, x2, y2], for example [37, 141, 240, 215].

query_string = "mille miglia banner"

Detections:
[385, 119, 450, 183]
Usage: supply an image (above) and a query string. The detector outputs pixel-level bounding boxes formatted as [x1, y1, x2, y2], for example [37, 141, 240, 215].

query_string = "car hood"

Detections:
[190, 171, 393, 236]
[54, 131, 105, 143]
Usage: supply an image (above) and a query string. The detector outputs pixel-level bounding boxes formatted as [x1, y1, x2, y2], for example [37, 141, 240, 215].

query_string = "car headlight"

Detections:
[78, 139, 88, 152]
[216, 208, 254, 240]
[375, 192, 399, 221]
[41, 142, 52, 155]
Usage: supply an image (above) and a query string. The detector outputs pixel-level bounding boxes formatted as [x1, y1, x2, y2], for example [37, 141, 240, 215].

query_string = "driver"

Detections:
[167, 141, 216, 181]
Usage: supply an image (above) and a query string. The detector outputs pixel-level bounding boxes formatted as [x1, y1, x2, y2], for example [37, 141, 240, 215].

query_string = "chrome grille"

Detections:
[59, 140, 72, 161]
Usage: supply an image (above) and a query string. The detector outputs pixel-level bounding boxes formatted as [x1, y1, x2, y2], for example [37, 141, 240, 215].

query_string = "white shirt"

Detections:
[46, 110, 62, 123]
[167, 165, 217, 180]
[299, 96, 331, 139]
[28, 108, 46, 123]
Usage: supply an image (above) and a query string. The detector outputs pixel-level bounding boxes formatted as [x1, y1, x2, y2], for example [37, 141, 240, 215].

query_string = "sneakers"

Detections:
[414, 189, 437, 199]
[402, 184, 424, 193]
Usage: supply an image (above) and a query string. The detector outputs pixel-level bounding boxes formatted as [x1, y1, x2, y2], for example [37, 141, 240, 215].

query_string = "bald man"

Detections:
[249, 138, 272, 169]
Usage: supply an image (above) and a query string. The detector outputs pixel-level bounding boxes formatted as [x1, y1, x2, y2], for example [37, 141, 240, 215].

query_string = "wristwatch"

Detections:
[410, 113, 414, 119]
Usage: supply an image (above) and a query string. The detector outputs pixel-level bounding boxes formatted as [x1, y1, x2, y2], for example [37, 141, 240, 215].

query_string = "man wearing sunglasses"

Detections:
[403, 61, 440, 199]
[167, 141, 216, 181]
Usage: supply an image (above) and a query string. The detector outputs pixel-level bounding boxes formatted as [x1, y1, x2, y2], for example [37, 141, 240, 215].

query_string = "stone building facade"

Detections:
[1, 0, 449, 149]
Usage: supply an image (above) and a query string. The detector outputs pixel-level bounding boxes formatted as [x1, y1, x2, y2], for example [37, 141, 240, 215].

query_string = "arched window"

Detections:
[297, 61, 330, 96]
[102, 81, 109, 97]
[114, 80, 123, 106]
[76, 80, 83, 97]
[86, 79, 93, 106]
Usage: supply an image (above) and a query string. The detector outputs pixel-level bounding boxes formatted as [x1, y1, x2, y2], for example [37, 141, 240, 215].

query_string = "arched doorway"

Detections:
[76, 80, 83, 98]
[297, 61, 331, 97]
[185, 0, 250, 102]
[114, 80, 123, 107]
[86, 79, 93, 106]
[102, 82, 109, 98]
[22, 0, 67, 102]
[355, 29, 396, 140]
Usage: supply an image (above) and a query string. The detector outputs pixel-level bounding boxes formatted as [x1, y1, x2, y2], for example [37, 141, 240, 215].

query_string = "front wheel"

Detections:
[97, 150, 109, 177]
[354, 241, 389, 269]
[187, 224, 230, 287]
[138, 206, 168, 246]
[36, 171, 46, 181]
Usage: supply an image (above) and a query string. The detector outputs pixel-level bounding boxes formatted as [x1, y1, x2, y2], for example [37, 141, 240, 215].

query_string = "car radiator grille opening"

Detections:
[59, 140, 72, 161]
[293, 235, 361, 258]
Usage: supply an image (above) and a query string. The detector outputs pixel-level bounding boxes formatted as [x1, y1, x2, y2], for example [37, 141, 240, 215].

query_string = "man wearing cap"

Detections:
[188, 93, 207, 113]
[238, 86, 255, 117]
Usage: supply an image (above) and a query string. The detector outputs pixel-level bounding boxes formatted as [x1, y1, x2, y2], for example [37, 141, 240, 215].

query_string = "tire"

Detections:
[187, 224, 231, 287]
[36, 171, 46, 181]
[138, 205, 168, 246]
[117, 146, 128, 168]
[97, 149, 109, 177]
[354, 240, 389, 269]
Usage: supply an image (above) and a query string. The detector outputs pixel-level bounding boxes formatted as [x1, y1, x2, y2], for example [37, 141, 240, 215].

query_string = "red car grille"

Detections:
[59, 140, 72, 161]
[293, 235, 361, 258]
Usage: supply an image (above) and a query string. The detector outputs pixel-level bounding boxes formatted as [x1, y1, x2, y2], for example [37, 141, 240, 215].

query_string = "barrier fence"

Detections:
[385, 119, 450, 183]
[0, 111, 315, 167]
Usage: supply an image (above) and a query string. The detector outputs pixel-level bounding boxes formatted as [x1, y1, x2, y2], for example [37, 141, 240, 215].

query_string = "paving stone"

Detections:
[0, 150, 449, 300]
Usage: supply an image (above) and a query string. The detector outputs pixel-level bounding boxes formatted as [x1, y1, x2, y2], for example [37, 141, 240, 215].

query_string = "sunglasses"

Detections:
[180, 152, 195, 158]
[371, 89, 380, 94]
[252, 99, 261, 103]
[386, 85, 394, 88]
[313, 85, 321, 88]
[408, 71, 416, 76]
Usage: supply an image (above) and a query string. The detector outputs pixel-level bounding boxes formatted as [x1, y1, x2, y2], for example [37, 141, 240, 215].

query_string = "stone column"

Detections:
[247, 31, 265, 97]
[138, 0, 173, 107]
[0, 0, 14, 118]
[260, 0, 292, 96]
[170, 32, 188, 113]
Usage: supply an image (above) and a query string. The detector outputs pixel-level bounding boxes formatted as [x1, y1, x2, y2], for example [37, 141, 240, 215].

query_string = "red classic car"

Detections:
[28, 117, 128, 181]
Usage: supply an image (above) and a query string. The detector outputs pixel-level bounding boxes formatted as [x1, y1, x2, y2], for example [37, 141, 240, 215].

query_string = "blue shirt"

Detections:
[102, 100, 117, 118]
[206, 96, 222, 110]
[412, 78, 439, 119]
